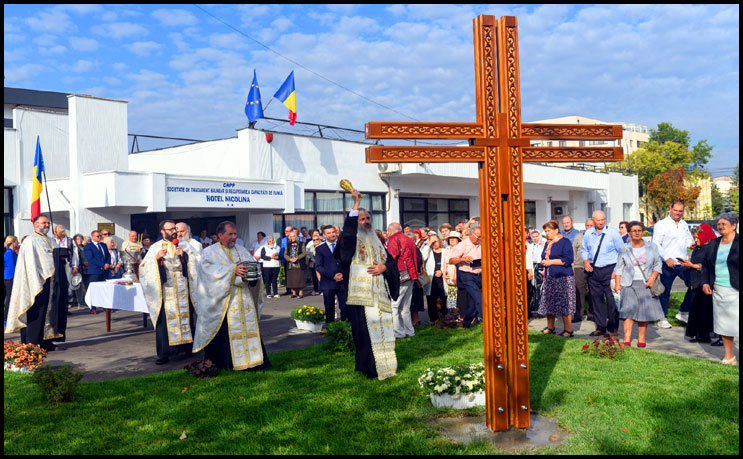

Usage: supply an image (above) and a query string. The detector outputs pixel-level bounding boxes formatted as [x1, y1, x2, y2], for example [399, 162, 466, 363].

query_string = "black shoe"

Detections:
[711, 338, 723, 347]
[571, 317, 582, 323]
[155, 357, 170, 365]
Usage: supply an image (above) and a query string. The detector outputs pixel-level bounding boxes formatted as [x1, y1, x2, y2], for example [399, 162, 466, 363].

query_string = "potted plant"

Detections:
[418, 362, 486, 409]
[4, 340, 47, 374]
[291, 305, 325, 332]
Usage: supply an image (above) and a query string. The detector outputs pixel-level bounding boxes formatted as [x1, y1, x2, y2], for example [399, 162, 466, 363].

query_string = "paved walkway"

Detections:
[5, 279, 737, 381]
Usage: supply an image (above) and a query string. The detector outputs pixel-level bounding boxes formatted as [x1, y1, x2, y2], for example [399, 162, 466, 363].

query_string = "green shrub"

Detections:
[31, 365, 84, 403]
[322, 320, 355, 353]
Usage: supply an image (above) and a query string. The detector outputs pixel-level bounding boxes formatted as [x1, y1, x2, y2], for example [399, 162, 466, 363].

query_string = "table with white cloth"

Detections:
[84, 281, 150, 332]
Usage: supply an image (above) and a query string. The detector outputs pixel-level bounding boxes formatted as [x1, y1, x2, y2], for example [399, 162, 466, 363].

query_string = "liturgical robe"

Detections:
[192, 242, 269, 371]
[5, 232, 62, 347]
[337, 213, 400, 380]
[140, 239, 195, 358]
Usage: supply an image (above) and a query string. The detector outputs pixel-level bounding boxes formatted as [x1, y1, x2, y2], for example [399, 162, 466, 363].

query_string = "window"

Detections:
[274, 190, 387, 237]
[623, 203, 633, 222]
[399, 197, 470, 230]
[524, 201, 536, 229]
[4, 187, 13, 238]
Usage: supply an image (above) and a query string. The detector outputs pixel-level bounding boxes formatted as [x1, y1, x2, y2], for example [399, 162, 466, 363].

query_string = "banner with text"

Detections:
[166, 178, 285, 209]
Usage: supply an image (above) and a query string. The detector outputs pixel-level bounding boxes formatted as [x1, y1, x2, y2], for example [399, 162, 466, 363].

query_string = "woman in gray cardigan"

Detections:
[614, 221, 665, 347]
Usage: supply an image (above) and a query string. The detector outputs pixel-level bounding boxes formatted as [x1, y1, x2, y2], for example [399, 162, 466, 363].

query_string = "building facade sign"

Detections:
[166, 178, 284, 209]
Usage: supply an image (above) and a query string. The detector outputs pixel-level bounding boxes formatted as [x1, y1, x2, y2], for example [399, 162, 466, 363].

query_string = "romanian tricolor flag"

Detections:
[31, 136, 45, 221]
[273, 71, 296, 126]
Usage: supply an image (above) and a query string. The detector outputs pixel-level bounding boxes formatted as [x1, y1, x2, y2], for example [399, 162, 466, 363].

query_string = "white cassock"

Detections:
[139, 239, 194, 346]
[5, 232, 60, 341]
[192, 242, 265, 370]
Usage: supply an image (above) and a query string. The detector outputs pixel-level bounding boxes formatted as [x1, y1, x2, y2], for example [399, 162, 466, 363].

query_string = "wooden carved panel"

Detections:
[522, 147, 624, 162]
[521, 124, 622, 139]
[366, 122, 483, 139]
[366, 146, 485, 163]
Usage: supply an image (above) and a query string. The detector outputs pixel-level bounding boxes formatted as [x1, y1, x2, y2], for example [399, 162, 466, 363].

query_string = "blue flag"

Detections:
[245, 70, 264, 123]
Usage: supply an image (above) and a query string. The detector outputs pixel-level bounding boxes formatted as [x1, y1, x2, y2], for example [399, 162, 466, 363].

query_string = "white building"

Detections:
[529, 115, 649, 158]
[4, 87, 639, 242]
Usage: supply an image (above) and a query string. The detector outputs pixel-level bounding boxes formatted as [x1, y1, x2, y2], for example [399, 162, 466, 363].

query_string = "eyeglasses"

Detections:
[101, 233, 110, 236]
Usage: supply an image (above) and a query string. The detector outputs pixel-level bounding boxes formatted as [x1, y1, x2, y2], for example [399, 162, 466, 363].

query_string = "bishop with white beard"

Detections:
[336, 190, 400, 380]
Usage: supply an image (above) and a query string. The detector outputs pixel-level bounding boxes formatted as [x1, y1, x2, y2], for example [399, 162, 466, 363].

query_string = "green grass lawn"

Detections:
[4, 313, 738, 454]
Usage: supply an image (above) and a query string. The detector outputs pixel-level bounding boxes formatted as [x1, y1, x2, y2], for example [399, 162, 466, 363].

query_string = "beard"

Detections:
[37, 226, 50, 235]
[357, 224, 383, 254]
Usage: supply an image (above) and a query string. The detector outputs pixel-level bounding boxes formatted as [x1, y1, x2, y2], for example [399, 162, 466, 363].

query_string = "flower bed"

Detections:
[4, 340, 47, 373]
[418, 363, 485, 408]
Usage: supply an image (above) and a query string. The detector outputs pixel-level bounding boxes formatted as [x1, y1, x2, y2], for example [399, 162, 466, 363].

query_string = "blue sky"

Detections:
[4, 4, 739, 175]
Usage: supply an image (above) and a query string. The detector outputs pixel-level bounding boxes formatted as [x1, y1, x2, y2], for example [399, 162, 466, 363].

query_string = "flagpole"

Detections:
[263, 97, 274, 112]
[42, 169, 54, 231]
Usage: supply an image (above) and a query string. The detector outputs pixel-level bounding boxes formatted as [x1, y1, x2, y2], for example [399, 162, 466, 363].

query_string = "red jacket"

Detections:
[386, 231, 419, 281]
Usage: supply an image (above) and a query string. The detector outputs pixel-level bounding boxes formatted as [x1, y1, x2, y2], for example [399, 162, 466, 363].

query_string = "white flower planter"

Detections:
[295, 320, 324, 333]
[4, 362, 36, 374]
[430, 391, 485, 409]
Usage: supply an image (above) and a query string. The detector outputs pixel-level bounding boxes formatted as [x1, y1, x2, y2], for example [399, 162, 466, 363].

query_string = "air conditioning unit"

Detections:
[377, 163, 400, 173]
[552, 204, 568, 217]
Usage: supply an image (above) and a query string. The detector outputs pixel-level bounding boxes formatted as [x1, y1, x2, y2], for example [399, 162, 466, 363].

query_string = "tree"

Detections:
[730, 162, 739, 214]
[710, 183, 724, 215]
[646, 169, 701, 219]
[730, 187, 739, 214]
[733, 163, 739, 187]
[606, 122, 714, 224]
[650, 122, 690, 146]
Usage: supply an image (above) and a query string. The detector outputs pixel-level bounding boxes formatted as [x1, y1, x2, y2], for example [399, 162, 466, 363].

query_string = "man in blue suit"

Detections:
[314, 225, 347, 323]
[83, 230, 111, 314]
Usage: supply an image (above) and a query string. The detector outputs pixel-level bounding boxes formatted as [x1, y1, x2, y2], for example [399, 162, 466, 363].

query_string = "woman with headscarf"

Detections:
[679, 224, 717, 343]
[284, 230, 307, 298]
[701, 213, 739, 366]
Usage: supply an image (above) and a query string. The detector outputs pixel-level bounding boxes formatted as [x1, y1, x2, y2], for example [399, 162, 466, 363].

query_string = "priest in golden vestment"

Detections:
[337, 190, 400, 380]
[191, 221, 270, 371]
[140, 220, 196, 365]
[5, 215, 62, 350]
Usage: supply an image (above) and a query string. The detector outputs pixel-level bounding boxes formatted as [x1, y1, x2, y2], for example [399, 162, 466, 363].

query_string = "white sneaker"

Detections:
[657, 319, 672, 329]
[274, 294, 280, 299]
[675, 312, 689, 323]
[266, 294, 272, 298]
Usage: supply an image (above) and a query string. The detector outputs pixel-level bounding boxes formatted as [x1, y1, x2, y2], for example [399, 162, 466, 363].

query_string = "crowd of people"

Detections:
[4, 199, 738, 369]
[522, 201, 738, 366]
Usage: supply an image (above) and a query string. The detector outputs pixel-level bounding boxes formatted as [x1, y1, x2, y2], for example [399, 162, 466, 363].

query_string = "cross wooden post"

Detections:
[365, 15, 623, 432]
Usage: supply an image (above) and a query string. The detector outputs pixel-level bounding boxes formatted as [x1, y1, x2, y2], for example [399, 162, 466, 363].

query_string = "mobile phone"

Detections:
[676, 257, 685, 262]
[470, 258, 482, 268]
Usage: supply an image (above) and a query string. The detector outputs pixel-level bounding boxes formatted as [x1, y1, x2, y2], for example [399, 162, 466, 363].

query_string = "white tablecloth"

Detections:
[84, 282, 149, 313]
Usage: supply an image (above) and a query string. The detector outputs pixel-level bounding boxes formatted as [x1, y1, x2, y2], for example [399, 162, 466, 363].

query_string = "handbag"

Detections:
[628, 248, 665, 298]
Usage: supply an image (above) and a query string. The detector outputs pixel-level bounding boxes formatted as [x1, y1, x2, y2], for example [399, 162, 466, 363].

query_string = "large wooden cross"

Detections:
[365, 15, 623, 432]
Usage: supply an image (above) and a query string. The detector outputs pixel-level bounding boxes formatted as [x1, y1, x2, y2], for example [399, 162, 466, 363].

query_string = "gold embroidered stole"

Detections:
[220, 244, 264, 370]
[346, 237, 396, 380]
[4, 233, 57, 337]
[140, 240, 193, 345]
